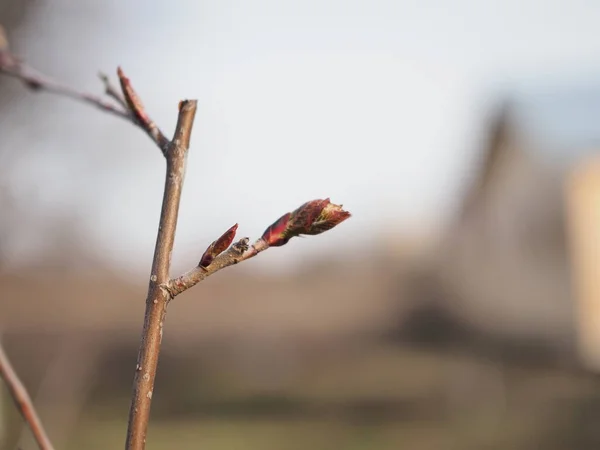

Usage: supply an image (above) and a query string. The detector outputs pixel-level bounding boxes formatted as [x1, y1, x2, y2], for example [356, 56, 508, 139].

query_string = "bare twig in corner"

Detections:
[0, 27, 169, 156]
[0, 24, 351, 450]
[2, 62, 131, 118]
[0, 341, 55, 450]
[0, 33, 129, 121]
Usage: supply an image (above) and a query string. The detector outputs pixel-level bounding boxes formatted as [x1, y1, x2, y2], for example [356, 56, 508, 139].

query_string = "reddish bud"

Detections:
[261, 212, 292, 247]
[199, 223, 238, 268]
[305, 201, 352, 235]
[261, 198, 350, 247]
[117, 67, 150, 124]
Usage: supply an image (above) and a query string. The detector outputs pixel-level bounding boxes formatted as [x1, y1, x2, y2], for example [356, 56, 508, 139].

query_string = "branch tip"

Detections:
[261, 198, 351, 247]
[171, 100, 198, 150]
[178, 99, 197, 113]
[115, 66, 169, 154]
[117, 67, 148, 121]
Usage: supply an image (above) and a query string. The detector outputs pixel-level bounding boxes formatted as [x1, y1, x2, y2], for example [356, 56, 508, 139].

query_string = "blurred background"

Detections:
[3, 1, 600, 449]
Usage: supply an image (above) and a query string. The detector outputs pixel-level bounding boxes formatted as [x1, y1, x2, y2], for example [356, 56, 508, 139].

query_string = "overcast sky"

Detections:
[4, 0, 600, 274]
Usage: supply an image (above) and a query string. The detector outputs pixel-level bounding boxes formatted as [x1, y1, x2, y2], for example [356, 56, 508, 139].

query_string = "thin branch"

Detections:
[168, 238, 268, 296]
[1, 61, 131, 120]
[0, 25, 351, 450]
[0, 341, 55, 450]
[0, 42, 169, 155]
[168, 197, 351, 297]
[117, 67, 170, 155]
[124, 100, 197, 450]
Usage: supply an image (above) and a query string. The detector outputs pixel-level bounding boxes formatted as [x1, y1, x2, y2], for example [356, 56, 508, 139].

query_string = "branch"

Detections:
[1, 60, 131, 120]
[0, 24, 351, 450]
[0, 29, 169, 155]
[168, 237, 257, 296]
[0, 341, 55, 450]
[168, 198, 351, 297]
[124, 100, 197, 450]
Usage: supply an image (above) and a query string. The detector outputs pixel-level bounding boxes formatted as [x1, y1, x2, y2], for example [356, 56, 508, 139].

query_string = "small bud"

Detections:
[117, 67, 149, 124]
[261, 198, 350, 247]
[199, 224, 238, 268]
[305, 201, 352, 235]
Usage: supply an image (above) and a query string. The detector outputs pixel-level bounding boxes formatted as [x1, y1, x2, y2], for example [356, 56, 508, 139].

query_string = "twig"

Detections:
[167, 197, 351, 297]
[168, 238, 267, 296]
[0, 39, 169, 156]
[117, 67, 170, 155]
[1, 62, 131, 120]
[0, 341, 55, 450]
[124, 100, 197, 450]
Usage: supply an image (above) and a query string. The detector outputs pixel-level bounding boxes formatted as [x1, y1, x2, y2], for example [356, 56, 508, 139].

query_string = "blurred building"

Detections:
[405, 88, 600, 372]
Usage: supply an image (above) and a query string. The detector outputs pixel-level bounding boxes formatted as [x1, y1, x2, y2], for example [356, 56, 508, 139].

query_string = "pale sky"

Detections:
[4, 0, 600, 274]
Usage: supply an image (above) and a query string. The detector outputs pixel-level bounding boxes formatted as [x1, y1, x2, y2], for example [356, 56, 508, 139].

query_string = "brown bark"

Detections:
[124, 100, 197, 450]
